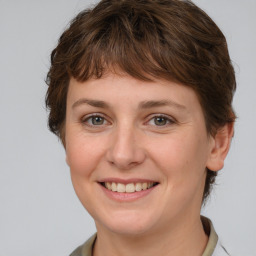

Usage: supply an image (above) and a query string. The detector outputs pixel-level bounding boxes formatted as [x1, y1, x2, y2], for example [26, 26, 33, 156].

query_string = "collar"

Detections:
[201, 216, 218, 256]
[72, 216, 219, 256]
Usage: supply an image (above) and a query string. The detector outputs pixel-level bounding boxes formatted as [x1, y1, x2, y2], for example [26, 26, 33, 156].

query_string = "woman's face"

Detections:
[65, 74, 216, 235]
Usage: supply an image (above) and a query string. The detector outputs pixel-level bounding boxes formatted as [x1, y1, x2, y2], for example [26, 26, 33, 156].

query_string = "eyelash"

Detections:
[81, 114, 176, 128]
[81, 113, 110, 127]
[146, 114, 175, 127]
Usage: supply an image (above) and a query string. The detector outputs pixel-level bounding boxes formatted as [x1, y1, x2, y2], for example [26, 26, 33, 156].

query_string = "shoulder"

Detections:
[201, 216, 232, 256]
[212, 239, 231, 256]
[69, 234, 97, 256]
[69, 244, 83, 256]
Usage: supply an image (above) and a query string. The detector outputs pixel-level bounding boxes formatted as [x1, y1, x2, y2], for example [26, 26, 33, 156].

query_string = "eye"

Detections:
[82, 114, 108, 126]
[153, 116, 168, 126]
[147, 115, 175, 127]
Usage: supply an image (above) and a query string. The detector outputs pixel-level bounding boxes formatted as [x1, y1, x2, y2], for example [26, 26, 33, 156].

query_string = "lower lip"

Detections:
[99, 184, 158, 202]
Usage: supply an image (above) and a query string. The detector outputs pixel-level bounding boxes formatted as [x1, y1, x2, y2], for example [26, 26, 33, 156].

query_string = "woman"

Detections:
[46, 0, 236, 255]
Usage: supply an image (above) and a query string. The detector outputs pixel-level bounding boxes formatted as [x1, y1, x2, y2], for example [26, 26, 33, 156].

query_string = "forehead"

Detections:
[67, 74, 204, 118]
[70, 73, 191, 95]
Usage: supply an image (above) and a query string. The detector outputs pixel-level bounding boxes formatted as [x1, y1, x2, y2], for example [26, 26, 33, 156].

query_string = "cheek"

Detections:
[66, 133, 107, 177]
[65, 134, 108, 212]
[148, 133, 208, 187]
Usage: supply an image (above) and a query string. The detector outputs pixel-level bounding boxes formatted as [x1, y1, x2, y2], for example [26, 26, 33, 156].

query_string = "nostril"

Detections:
[107, 157, 140, 170]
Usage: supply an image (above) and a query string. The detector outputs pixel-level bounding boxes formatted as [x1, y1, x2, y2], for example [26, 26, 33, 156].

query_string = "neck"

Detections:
[93, 215, 208, 256]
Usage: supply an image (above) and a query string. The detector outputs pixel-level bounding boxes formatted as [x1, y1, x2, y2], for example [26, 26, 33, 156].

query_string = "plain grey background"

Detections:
[0, 0, 255, 255]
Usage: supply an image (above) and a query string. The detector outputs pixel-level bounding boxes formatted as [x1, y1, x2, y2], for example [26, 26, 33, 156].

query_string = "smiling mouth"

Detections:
[100, 182, 159, 193]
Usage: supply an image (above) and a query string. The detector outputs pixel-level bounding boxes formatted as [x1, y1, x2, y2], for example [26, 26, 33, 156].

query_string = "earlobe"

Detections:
[206, 122, 234, 171]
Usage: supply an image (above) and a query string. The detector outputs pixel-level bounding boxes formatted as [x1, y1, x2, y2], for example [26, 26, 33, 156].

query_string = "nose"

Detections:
[106, 125, 146, 170]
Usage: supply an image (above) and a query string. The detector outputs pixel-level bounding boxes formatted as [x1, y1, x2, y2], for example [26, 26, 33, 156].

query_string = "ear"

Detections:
[206, 122, 234, 171]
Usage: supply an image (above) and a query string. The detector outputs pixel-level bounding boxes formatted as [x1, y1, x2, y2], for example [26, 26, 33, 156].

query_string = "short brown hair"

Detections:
[45, 0, 236, 202]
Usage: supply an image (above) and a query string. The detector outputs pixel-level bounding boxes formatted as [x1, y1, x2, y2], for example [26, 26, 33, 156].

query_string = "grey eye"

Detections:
[91, 116, 105, 125]
[154, 117, 167, 126]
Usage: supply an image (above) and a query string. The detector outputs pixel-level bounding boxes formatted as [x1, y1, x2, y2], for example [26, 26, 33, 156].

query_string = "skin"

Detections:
[65, 73, 233, 256]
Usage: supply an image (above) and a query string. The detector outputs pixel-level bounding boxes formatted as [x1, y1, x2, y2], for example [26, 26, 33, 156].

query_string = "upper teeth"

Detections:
[104, 182, 155, 193]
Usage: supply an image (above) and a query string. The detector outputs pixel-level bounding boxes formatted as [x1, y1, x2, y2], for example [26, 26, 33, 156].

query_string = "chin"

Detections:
[95, 210, 159, 236]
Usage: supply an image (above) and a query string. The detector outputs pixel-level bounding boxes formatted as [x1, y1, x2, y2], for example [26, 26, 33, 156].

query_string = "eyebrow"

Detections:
[72, 98, 186, 111]
[138, 100, 186, 110]
[72, 99, 110, 109]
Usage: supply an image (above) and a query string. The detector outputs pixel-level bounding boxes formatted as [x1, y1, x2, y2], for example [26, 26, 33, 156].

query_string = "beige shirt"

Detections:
[70, 217, 230, 256]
